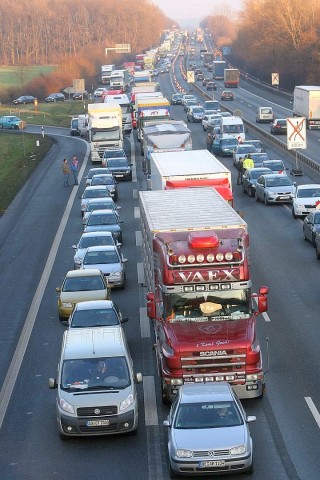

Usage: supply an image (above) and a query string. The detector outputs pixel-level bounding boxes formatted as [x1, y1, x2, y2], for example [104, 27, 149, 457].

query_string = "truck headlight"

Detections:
[230, 445, 246, 455]
[176, 449, 193, 458]
[246, 374, 258, 381]
[170, 379, 183, 385]
[120, 393, 134, 411]
[58, 395, 75, 414]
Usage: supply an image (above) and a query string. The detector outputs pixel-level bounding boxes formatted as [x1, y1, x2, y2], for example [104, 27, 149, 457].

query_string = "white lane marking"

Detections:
[135, 230, 142, 247]
[137, 262, 145, 285]
[143, 376, 159, 426]
[0, 141, 90, 429]
[305, 397, 320, 428]
[133, 189, 138, 199]
[239, 86, 292, 113]
[140, 307, 151, 338]
[134, 206, 140, 218]
[253, 296, 271, 322]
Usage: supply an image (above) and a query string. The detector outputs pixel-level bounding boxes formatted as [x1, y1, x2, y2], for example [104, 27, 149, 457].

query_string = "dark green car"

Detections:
[211, 137, 239, 156]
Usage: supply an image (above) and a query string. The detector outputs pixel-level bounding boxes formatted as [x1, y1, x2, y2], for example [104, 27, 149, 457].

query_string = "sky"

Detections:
[151, 0, 244, 28]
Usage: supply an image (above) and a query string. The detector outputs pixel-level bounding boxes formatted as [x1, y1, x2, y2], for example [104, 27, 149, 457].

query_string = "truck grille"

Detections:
[77, 405, 117, 416]
[181, 349, 246, 381]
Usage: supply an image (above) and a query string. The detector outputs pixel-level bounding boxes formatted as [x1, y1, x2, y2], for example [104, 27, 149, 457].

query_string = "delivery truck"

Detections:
[293, 85, 320, 129]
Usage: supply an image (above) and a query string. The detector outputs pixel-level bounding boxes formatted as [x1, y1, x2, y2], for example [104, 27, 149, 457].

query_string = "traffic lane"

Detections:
[0, 135, 88, 390]
[223, 150, 320, 478]
[0, 145, 151, 480]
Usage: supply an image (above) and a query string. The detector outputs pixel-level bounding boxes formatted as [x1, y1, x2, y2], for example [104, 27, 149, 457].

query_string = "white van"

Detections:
[256, 107, 274, 123]
[219, 115, 245, 142]
[104, 94, 132, 133]
[49, 327, 142, 438]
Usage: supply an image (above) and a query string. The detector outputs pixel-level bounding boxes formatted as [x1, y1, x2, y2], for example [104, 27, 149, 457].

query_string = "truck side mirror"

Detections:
[146, 292, 156, 319]
[257, 286, 268, 313]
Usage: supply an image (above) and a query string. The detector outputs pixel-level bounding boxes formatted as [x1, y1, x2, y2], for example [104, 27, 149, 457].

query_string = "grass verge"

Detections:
[0, 101, 90, 128]
[0, 132, 54, 214]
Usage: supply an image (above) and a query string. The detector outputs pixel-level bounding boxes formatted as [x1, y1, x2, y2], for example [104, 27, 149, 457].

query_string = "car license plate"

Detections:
[116, 174, 124, 178]
[86, 419, 110, 426]
[199, 460, 225, 468]
[279, 195, 290, 199]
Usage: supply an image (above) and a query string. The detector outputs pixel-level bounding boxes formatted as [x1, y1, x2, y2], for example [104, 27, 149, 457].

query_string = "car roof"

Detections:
[179, 382, 234, 403]
[65, 268, 103, 278]
[85, 245, 118, 252]
[80, 231, 113, 238]
[84, 186, 109, 192]
[88, 209, 117, 215]
[62, 327, 126, 360]
[74, 300, 115, 311]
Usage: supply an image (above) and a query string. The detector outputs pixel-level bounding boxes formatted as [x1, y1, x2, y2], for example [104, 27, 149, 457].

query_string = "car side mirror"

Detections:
[247, 416, 256, 423]
[121, 317, 129, 323]
[163, 419, 171, 427]
[135, 373, 143, 384]
[48, 378, 57, 389]
[56, 287, 61, 292]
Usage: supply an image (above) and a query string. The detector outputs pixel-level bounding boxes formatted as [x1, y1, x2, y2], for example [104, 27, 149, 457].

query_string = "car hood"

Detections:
[108, 166, 130, 173]
[294, 197, 320, 206]
[82, 263, 122, 274]
[266, 186, 295, 194]
[60, 385, 132, 406]
[172, 425, 247, 451]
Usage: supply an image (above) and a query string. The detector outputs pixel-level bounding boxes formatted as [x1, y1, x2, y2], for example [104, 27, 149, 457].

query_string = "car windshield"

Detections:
[174, 401, 243, 429]
[222, 139, 238, 146]
[88, 213, 118, 226]
[277, 120, 286, 126]
[103, 150, 126, 159]
[205, 102, 219, 109]
[91, 176, 114, 185]
[107, 158, 128, 167]
[264, 162, 284, 171]
[313, 213, 320, 224]
[78, 235, 114, 249]
[164, 289, 252, 322]
[83, 189, 108, 198]
[70, 307, 120, 328]
[192, 108, 204, 114]
[83, 250, 120, 265]
[251, 153, 270, 161]
[266, 177, 292, 187]
[237, 145, 254, 154]
[250, 170, 271, 180]
[297, 188, 320, 198]
[223, 124, 243, 134]
[63, 275, 105, 292]
[61, 357, 130, 390]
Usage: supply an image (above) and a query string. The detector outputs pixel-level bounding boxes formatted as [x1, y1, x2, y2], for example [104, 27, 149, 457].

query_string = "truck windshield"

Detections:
[164, 289, 251, 322]
[91, 129, 120, 142]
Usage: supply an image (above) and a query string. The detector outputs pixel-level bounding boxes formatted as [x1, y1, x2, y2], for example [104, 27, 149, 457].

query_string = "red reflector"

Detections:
[188, 232, 219, 248]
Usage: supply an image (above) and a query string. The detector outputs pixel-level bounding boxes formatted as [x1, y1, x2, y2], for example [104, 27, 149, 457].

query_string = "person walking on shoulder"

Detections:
[63, 158, 71, 186]
[206, 132, 213, 152]
[237, 157, 244, 185]
[71, 156, 79, 185]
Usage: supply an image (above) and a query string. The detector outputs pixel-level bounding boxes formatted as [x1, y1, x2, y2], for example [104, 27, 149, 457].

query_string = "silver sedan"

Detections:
[164, 382, 255, 477]
[255, 173, 296, 205]
[81, 245, 127, 288]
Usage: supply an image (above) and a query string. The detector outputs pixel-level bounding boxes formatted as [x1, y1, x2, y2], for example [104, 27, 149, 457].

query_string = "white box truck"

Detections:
[293, 85, 320, 129]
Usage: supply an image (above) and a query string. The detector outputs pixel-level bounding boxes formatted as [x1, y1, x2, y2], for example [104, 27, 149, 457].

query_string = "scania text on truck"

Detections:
[224, 69, 240, 88]
[87, 104, 123, 163]
[293, 85, 320, 129]
[104, 93, 132, 134]
[101, 64, 115, 85]
[213, 60, 227, 80]
[147, 149, 233, 205]
[136, 97, 171, 142]
[139, 188, 268, 403]
[142, 122, 192, 173]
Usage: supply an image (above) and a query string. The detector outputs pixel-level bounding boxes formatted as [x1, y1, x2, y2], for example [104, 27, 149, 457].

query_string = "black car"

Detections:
[202, 77, 210, 86]
[271, 119, 287, 135]
[73, 91, 89, 100]
[197, 73, 204, 81]
[171, 93, 183, 105]
[104, 157, 133, 181]
[45, 93, 65, 102]
[13, 95, 36, 105]
[242, 167, 273, 196]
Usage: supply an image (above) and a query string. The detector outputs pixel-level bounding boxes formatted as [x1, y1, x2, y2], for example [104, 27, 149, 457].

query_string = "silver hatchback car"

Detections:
[255, 173, 296, 205]
[164, 382, 255, 477]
